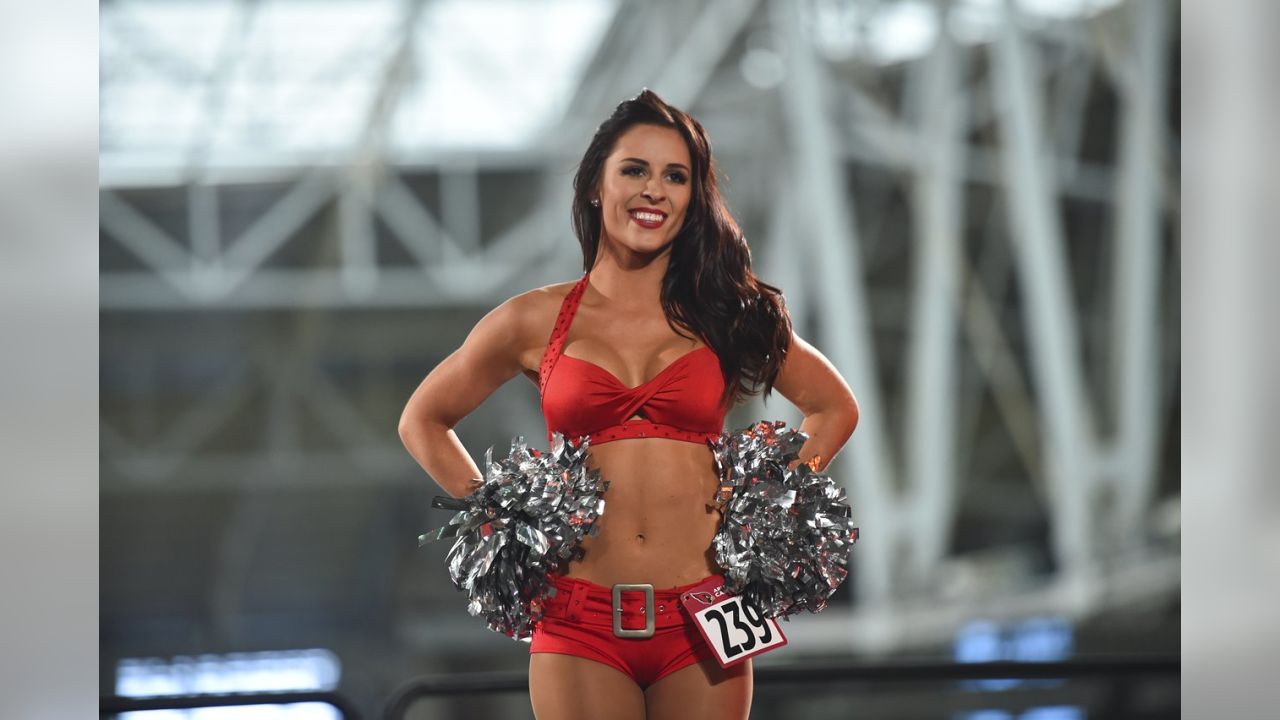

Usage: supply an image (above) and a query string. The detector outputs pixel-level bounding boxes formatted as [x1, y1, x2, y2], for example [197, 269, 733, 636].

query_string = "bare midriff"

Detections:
[562, 436, 723, 589]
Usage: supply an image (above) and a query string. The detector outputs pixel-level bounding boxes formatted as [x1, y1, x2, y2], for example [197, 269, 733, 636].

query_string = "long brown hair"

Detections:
[570, 89, 792, 406]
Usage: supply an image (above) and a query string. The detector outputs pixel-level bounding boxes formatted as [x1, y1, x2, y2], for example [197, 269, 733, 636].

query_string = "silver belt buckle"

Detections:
[612, 583, 655, 638]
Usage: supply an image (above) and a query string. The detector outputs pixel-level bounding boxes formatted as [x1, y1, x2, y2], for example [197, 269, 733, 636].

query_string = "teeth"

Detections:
[631, 211, 664, 223]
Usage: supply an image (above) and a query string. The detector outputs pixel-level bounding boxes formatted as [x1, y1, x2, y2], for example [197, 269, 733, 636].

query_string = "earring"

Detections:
[590, 198, 600, 208]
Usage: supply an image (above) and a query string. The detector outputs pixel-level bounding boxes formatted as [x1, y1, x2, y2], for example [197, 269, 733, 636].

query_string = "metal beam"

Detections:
[438, 162, 481, 257]
[375, 176, 456, 266]
[773, 0, 898, 625]
[1110, 0, 1168, 547]
[653, 0, 763, 108]
[959, 212, 1045, 501]
[102, 450, 415, 494]
[100, 191, 192, 280]
[102, 361, 254, 484]
[904, 4, 966, 584]
[99, 265, 568, 310]
[992, 0, 1097, 582]
[183, 0, 258, 180]
[217, 170, 338, 294]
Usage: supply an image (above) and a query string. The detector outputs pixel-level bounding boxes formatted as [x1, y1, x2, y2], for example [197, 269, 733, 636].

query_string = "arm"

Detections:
[397, 293, 538, 498]
[771, 333, 860, 473]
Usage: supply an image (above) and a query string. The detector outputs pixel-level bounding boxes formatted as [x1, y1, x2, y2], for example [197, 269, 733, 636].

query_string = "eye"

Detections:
[621, 165, 645, 177]
[666, 171, 688, 184]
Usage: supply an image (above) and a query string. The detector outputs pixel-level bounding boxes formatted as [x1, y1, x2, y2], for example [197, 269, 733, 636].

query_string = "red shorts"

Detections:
[529, 575, 718, 688]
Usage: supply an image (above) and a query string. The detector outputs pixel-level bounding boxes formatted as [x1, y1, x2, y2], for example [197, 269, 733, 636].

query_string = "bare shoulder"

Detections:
[488, 280, 578, 374]
[516, 279, 578, 307]
[493, 280, 574, 331]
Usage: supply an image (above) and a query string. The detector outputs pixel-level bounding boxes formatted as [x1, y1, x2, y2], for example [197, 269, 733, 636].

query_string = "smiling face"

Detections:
[595, 123, 693, 259]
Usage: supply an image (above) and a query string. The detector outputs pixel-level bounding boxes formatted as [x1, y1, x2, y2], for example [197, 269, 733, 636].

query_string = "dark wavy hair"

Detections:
[571, 89, 792, 406]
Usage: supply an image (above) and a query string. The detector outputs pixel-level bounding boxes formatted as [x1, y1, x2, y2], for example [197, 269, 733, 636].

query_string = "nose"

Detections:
[641, 184, 665, 203]
[642, 175, 666, 203]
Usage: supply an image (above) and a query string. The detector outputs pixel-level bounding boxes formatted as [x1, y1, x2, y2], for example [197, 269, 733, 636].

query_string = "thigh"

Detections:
[529, 653, 646, 720]
[643, 657, 752, 720]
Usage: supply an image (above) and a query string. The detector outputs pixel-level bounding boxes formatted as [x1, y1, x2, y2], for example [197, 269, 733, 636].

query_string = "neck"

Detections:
[587, 246, 670, 310]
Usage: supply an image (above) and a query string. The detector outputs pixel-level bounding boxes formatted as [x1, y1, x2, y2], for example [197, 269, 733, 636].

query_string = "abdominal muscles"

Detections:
[565, 437, 723, 588]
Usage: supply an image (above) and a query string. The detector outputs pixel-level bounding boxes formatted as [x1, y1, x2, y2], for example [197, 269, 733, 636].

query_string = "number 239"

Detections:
[703, 599, 773, 658]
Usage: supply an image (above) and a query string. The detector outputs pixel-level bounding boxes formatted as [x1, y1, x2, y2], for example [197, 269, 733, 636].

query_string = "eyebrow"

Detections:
[620, 157, 691, 172]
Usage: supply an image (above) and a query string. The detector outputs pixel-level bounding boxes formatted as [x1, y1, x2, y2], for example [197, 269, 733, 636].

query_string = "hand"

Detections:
[787, 454, 824, 472]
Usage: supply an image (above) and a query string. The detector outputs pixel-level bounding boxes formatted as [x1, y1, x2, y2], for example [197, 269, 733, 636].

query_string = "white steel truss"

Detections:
[100, 0, 1179, 657]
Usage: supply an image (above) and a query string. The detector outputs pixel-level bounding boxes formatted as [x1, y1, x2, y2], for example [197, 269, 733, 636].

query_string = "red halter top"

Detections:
[539, 274, 728, 446]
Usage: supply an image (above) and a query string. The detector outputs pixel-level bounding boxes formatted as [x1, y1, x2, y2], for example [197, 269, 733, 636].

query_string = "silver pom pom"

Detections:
[420, 433, 607, 639]
[710, 421, 860, 619]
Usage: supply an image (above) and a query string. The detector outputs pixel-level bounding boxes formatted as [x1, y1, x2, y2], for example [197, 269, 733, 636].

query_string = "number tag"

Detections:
[679, 578, 787, 668]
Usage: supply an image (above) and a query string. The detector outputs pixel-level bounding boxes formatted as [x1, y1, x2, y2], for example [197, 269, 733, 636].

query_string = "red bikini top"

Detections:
[539, 274, 728, 446]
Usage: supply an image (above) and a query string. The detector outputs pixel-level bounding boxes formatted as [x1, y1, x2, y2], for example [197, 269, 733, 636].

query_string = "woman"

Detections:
[398, 89, 858, 720]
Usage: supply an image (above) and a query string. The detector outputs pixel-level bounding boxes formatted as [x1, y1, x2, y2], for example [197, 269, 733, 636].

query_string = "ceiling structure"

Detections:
[100, 0, 1179, 711]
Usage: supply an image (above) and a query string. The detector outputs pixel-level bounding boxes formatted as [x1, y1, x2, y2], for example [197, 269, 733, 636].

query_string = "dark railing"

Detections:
[382, 655, 1179, 719]
[99, 690, 362, 719]
[98, 656, 1178, 719]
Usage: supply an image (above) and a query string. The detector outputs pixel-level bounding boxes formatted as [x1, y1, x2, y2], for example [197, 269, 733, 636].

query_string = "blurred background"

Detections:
[98, 0, 1180, 717]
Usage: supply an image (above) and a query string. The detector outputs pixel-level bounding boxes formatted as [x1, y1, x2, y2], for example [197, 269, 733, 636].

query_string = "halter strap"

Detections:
[538, 273, 591, 392]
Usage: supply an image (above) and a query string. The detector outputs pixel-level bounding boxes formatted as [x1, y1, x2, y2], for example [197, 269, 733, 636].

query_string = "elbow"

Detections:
[397, 412, 416, 445]
[398, 410, 437, 446]
[828, 391, 859, 453]
[845, 392, 860, 438]
[399, 411, 458, 457]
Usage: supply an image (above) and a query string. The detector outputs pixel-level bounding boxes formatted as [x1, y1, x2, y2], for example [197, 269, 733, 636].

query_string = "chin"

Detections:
[611, 232, 661, 251]
[632, 239, 675, 255]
